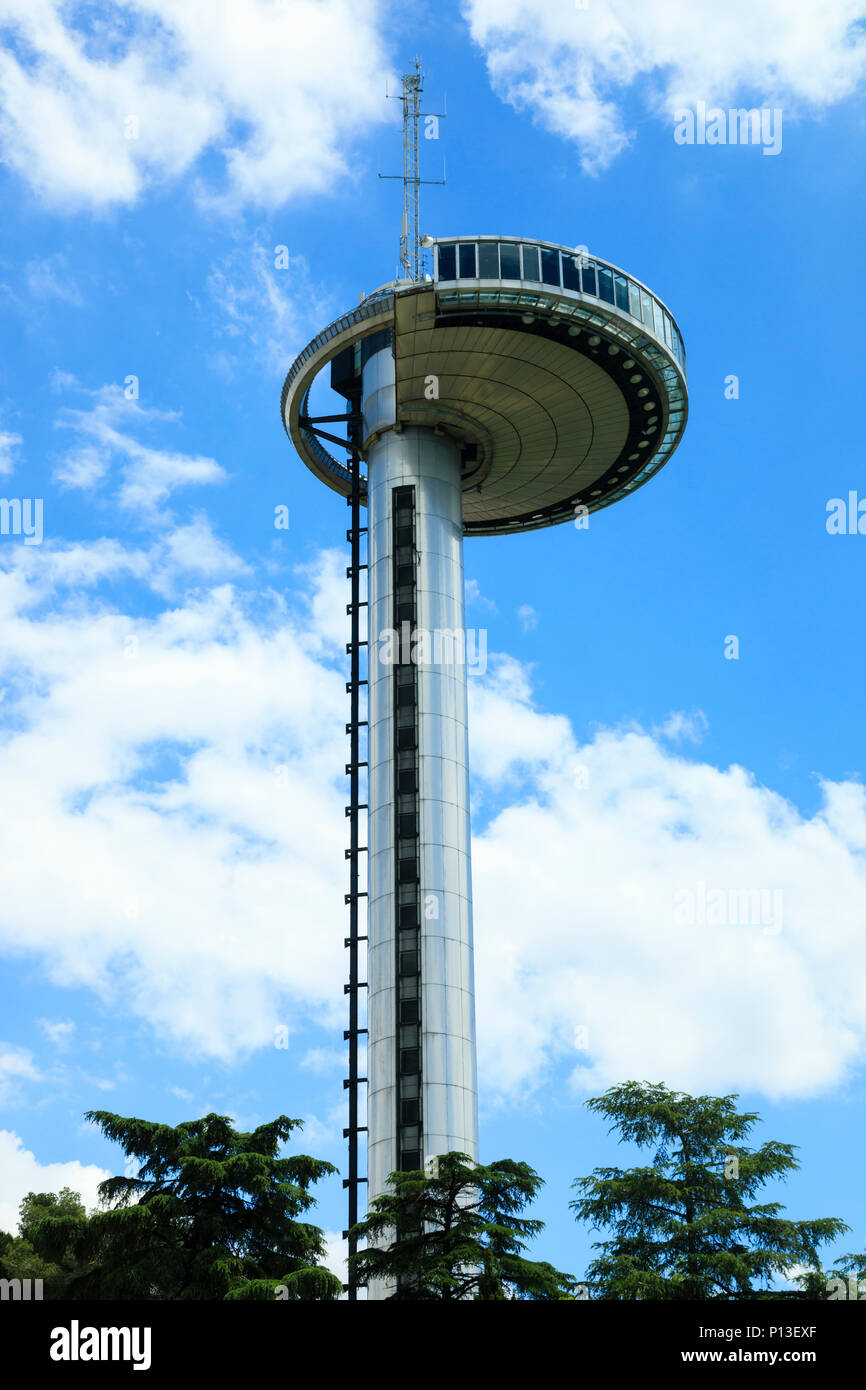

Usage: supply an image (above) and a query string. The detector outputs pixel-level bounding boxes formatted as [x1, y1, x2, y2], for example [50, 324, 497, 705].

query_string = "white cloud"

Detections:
[49, 369, 78, 394]
[1, 536, 866, 1105]
[293, 1108, 344, 1151]
[295, 548, 359, 656]
[152, 514, 250, 594]
[112, 442, 222, 519]
[0, 1130, 109, 1235]
[469, 689, 866, 1102]
[463, 0, 866, 171]
[654, 710, 708, 744]
[0, 1045, 42, 1106]
[84, 1075, 116, 1093]
[55, 443, 107, 490]
[0, 0, 391, 211]
[3, 520, 246, 611]
[322, 1229, 349, 1293]
[206, 237, 335, 377]
[5, 537, 152, 605]
[465, 577, 498, 613]
[0, 548, 349, 1061]
[469, 655, 571, 787]
[0, 428, 22, 475]
[300, 1047, 345, 1075]
[37, 1019, 76, 1050]
[517, 603, 537, 632]
[25, 252, 82, 305]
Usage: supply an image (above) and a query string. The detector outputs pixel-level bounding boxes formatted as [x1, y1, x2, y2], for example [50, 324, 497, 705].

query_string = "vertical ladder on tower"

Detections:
[342, 442, 369, 1297]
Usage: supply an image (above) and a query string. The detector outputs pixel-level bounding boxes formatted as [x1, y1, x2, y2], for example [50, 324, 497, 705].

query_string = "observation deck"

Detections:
[282, 236, 688, 537]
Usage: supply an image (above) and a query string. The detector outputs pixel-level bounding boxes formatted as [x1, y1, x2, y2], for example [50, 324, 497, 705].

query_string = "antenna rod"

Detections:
[380, 57, 446, 281]
[400, 57, 422, 281]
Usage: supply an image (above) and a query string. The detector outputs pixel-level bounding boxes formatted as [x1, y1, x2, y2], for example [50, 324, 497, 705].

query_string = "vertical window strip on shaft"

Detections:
[391, 485, 422, 1173]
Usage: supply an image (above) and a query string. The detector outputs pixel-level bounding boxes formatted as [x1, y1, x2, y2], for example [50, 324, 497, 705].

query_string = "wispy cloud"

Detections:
[206, 237, 334, 377]
[0, 1045, 42, 1107]
[52, 383, 226, 520]
[25, 253, 82, 305]
[654, 710, 709, 744]
[0, 428, 22, 476]
[38, 1019, 76, 1051]
[517, 603, 537, 632]
[466, 577, 498, 613]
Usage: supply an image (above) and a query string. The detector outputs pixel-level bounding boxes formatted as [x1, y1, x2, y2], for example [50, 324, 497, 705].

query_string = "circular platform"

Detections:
[281, 237, 687, 537]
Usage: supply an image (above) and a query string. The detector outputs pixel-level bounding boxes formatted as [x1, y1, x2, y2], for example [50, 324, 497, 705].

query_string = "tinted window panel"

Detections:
[521, 245, 540, 281]
[597, 266, 615, 304]
[437, 244, 456, 279]
[458, 243, 477, 277]
[640, 289, 654, 327]
[400, 1046, 419, 1073]
[562, 253, 582, 291]
[581, 260, 598, 295]
[541, 248, 560, 286]
[478, 242, 499, 278]
[614, 274, 629, 312]
[499, 243, 521, 278]
[399, 951, 418, 977]
[653, 298, 665, 339]
[628, 281, 642, 319]
[662, 312, 673, 348]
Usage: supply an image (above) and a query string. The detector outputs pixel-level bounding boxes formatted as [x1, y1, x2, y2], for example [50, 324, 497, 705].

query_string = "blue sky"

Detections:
[1, 0, 865, 1289]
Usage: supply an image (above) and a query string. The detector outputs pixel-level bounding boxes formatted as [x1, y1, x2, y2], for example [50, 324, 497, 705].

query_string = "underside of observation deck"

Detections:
[283, 268, 687, 537]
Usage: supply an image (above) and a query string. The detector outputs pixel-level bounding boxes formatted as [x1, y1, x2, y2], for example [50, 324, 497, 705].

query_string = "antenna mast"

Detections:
[380, 57, 446, 281]
[401, 59, 422, 282]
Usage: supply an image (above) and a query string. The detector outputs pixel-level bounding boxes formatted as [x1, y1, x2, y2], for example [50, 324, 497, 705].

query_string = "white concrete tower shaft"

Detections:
[363, 342, 479, 1257]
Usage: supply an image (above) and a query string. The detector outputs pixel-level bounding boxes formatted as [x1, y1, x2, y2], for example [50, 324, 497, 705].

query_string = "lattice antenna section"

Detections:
[380, 57, 446, 281]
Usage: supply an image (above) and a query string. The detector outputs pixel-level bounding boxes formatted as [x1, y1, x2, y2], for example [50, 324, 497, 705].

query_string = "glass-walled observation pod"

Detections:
[282, 238, 688, 529]
[432, 237, 686, 377]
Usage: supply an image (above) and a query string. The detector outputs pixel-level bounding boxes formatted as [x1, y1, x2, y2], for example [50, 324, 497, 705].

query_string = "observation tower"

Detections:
[280, 62, 688, 1298]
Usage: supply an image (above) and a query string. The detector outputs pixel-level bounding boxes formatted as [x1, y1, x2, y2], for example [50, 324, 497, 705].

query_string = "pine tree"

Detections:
[349, 1150, 576, 1299]
[29, 1111, 342, 1300]
[570, 1081, 848, 1300]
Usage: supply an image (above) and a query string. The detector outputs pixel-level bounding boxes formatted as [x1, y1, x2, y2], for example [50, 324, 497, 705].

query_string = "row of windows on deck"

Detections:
[434, 242, 684, 367]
